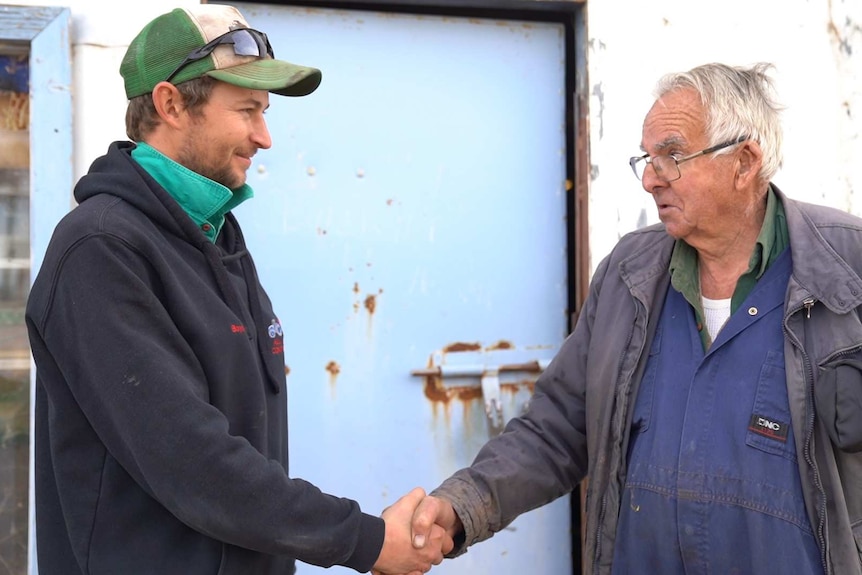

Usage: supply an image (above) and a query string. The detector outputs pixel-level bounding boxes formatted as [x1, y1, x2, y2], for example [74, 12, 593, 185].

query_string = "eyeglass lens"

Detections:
[631, 156, 678, 182]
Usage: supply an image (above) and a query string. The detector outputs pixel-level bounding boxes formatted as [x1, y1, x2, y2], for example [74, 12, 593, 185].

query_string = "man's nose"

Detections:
[640, 161, 664, 193]
[253, 117, 272, 150]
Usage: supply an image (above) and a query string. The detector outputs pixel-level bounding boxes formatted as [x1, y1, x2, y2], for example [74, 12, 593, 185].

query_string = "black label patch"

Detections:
[748, 414, 789, 442]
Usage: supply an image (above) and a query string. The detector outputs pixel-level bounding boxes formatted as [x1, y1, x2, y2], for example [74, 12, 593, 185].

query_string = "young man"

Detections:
[410, 63, 862, 575]
[26, 5, 450, 574]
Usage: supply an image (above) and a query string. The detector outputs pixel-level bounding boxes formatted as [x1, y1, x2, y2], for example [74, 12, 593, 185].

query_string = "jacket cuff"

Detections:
[431, 475, 489, 557]
[344, 513, 385, 573]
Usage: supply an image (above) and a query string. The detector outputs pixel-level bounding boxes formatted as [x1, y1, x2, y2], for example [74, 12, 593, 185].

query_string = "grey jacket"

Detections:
[433, 187, 862, 575]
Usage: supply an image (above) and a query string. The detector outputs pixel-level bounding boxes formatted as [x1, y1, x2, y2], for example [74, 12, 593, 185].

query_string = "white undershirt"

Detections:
[701, 296, 732, 340]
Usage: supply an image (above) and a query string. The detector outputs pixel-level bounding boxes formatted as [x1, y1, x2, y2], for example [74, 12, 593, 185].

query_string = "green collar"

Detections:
[131, 142, 253, 242]
[669, 186, 788, 348]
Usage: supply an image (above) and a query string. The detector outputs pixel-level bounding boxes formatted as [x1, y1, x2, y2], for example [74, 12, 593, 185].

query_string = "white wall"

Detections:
[9, 0, 862, 274]
[587, 0, 862, 273]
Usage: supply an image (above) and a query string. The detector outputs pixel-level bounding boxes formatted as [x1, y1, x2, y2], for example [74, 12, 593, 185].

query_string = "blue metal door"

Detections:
[231, 3, 570, 572]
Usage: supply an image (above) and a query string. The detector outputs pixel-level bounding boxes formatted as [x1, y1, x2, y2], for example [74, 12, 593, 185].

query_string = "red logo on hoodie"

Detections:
[268, 319, 284, 355]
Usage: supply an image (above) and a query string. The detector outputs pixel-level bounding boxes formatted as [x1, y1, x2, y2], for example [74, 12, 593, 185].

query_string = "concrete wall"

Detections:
[9, 0, 862, 276]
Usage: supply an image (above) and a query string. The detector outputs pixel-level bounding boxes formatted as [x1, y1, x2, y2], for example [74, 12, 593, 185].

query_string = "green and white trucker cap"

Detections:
[120, 4, 322, 99]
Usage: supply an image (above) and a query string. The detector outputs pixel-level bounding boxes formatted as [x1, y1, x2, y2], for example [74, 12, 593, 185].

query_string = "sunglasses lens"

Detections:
[165, 28, 272, 84]
[231, 30, 263, 57]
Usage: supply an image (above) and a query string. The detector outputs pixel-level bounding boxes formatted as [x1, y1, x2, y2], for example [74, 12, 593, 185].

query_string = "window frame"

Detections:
[0, 5, 72, 574]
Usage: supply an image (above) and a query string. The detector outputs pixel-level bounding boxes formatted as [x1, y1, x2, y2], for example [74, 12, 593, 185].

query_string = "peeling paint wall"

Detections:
[587, 0, 862, 274]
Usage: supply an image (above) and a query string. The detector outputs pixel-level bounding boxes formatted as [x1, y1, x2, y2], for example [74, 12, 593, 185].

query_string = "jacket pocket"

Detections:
[816, 355, 862, 452]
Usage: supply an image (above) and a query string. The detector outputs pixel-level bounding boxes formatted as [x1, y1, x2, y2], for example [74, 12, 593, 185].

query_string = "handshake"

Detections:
[370, 487, 463, 575]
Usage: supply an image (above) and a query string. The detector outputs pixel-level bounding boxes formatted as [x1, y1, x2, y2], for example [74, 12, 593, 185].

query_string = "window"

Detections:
[1, 6, 72, 573]
[0, 49, 31, 575]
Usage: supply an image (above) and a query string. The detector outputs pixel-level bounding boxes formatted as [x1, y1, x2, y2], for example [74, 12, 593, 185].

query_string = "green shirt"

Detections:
[131, 142, 253, 242]
[668, 187, 789, 349]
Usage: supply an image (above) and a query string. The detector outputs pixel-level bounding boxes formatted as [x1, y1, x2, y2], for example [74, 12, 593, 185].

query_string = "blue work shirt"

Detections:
[612, 248, 823, 574]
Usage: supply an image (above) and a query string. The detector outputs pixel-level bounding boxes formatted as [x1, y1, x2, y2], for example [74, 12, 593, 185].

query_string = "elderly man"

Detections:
[409, 63, 862, 574]
[26, 5, 450, 574]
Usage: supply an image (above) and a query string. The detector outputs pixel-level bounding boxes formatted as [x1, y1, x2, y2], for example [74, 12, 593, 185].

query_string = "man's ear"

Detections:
[151, 82, 186, 129]
[735, 139, 764, 187]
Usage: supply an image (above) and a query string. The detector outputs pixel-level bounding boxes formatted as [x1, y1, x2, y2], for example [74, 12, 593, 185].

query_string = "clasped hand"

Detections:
[371, 488, 460, 575]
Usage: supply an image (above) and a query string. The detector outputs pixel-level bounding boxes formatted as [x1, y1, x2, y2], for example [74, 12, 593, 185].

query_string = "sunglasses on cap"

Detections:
[164, 27, 274, 84]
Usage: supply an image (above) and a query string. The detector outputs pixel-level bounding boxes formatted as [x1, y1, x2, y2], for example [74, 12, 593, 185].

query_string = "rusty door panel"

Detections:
[231, 3, 570, 573]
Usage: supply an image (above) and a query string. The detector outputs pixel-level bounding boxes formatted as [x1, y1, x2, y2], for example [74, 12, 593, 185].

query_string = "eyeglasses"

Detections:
[165, 28, 274, 84]
[629, 135, 748, 182]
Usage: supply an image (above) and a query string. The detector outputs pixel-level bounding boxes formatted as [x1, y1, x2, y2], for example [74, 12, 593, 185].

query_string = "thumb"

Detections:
[402, 486, 427, 507]
[410, 495, 438, 549]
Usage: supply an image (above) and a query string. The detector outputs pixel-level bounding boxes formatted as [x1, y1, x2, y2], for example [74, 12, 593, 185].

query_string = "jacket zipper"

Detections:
[593, 299, 640, 574]
[783, 298, 829, 575]
[821, 342, 862, 365]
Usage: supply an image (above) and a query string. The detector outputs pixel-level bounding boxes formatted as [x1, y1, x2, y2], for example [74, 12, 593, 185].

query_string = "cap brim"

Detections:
[207, 59, 322, 97]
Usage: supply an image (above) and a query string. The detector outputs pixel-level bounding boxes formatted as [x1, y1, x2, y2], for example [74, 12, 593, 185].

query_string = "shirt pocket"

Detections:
[746, 350, 798, 462]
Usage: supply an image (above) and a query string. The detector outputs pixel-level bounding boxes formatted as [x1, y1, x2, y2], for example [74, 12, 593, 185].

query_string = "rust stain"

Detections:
[444, 342, 481, 353]
[423, 374, 448, 402]
[453, 385, 483, 402]
[501, 379, 536, 395]
[325, 361, 341, 388]
[422, 375, 483, 404]
[422, 349, 483, 405]
[353, 282, 360, 294]
[364, 294, 376, 314]
[486, 340, 513, 351]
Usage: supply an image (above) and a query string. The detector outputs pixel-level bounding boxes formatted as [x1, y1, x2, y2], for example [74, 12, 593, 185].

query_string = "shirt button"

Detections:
[201, 223, 212, 232]
[748, 307, 758, 316]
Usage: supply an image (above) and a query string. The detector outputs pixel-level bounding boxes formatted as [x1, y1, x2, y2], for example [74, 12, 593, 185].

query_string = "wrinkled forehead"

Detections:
[641, 89, 707, 152]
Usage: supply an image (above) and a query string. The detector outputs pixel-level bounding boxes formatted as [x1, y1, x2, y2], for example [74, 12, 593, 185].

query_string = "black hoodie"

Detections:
[26, 142, 384, 574]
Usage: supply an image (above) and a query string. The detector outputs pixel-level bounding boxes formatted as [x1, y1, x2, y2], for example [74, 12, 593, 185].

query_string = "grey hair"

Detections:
[654, 62, 784, 183]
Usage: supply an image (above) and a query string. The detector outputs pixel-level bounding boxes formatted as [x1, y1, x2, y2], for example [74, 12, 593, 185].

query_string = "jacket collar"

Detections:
[613, 184, 862, 317]
[617, 226, 675, 305]
[774, 185, 862, 315]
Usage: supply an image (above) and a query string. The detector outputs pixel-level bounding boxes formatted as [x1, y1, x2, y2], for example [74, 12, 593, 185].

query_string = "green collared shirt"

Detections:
[669, 187, 789, 349]
[131, 142, 253, 242]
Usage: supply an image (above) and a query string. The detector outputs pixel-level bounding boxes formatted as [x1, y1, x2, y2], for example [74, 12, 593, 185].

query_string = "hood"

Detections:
[75, 141, 205, 248]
